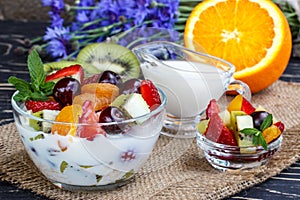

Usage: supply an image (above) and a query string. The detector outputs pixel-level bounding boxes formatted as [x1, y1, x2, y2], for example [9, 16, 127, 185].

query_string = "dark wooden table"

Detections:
[0, 20, 299, 199]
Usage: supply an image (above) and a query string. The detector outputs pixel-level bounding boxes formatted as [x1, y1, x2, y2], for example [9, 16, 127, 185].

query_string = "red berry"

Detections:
[206, 99, 220, 119]
[205, 113, 237, 146]
[274, 121, 284, 133]
[46, 64, 84, 84]
[25, 100, 62, 113]
[140, 79, 161, 111]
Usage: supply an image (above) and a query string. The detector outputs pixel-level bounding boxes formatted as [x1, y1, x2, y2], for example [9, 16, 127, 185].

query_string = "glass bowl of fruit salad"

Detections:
[10, 45, 167, 190]
[196, 95, 284, 171]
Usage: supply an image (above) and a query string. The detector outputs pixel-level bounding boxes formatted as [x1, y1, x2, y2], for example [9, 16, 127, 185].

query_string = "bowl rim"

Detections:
[11, 87, 167, 126]
[196, 131, 283, 152]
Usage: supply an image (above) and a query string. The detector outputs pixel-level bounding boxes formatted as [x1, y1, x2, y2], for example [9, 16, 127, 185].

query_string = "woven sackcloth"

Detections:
[1, 80, 300, 200]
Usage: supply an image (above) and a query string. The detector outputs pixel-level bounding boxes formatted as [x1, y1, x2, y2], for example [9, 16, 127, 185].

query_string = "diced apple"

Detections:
[235, 115, 255, 153]
[241, 97, 256, 114]
[218, 109, 231, 127]
[236, 115, 253, 131]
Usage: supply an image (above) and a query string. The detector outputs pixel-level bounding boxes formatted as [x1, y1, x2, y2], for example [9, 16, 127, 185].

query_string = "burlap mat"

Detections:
[1, 80, 300, 200]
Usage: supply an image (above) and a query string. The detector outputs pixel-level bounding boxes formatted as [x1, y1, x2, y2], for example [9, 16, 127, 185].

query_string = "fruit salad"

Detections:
[9, 43, 166, 190]
[196, 95, 284, 170]
[198, 95, 284, 152]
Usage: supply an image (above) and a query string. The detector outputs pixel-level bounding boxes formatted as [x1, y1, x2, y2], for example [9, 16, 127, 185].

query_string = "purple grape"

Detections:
[53, 77, 81, 106]
[99, 106, 126, 134]
[251, 111, 271, 130]
[120, 78, 141, 94]
[99, 70, 122, 85]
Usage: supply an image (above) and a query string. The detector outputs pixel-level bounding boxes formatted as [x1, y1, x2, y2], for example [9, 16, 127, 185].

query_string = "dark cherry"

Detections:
[99, 70, 122, 85]
[120, 78, 141, 94]
[99, 106, 127, 134]
[251, 111, 271, 130]
[53, 77, 81, 106]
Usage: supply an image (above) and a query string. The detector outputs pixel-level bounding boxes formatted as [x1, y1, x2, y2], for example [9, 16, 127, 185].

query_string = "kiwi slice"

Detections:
[29, 110, 59, 133]
[76, 42, 141, 82]
[43, 61, 99, 77]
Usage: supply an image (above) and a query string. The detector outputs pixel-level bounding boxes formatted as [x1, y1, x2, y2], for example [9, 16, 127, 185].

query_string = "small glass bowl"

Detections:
[196, 132, 283, 171]
[11, 89, 166, 191]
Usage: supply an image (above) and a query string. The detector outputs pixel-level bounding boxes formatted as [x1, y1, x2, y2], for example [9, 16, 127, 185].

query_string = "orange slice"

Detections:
[73, 93, 111, 111]
[81, 83, 119, 99]
[51, 104, 82, 136]
[184, 0, 292, 93]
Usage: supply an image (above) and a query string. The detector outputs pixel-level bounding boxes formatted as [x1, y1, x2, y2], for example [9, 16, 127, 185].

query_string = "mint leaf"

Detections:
[259, 134, 268, 150]
[8, 50, 55, 102]
[240, 128, 260, 135]
[27, 50, 46, 91]
[260, 114, 273, 131]
[8, 76, 31, 92]
[240, 128, 268, 150]
[13, 92, 31, 102]
[40, 81, 55, 96]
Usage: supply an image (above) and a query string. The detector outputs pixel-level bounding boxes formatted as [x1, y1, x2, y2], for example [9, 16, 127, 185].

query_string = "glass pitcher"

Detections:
[132, 41, 251, 138]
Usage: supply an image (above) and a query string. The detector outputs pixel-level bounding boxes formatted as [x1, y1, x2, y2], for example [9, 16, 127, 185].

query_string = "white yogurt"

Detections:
[141, 60, 227, 118]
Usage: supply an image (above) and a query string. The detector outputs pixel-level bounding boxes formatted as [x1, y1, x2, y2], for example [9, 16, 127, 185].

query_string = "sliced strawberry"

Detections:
[274, 121, 285, 133]
[205, 113, 237, 146]
[241, 97, 255, 114]
[45, 64, 84, 84]
[206, 99, 220, 119]
[140, 79, 161, 111]
[25, 100, 62, 113]
[77, 100, 105, 140]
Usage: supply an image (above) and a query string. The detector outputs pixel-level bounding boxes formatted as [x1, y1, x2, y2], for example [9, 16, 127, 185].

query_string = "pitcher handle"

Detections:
[226, 79, 252, 101]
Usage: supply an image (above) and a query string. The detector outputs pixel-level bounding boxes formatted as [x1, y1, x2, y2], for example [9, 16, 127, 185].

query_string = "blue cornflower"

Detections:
[76, 11, 90, 23]
[48, 11, 64, 27]
[46, 39, 68, 58]
[39, 0, 181, 59]
[43, 26, 71, 41]
[43, 26, 71, 58]
[42, 0, 65, 12]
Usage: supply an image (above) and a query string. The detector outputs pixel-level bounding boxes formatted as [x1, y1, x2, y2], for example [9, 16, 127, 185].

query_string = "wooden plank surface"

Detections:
[0, 20, 299, 200]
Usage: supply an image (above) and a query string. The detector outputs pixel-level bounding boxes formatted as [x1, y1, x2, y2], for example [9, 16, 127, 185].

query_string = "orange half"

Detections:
[184, 0, 292, 93]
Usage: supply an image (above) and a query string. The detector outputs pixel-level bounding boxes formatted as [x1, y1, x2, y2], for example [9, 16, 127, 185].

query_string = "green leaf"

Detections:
[240, 127, 268, 150]
[260, 134, 268, 150]
[253, 135, 260, 146]
[8, 50, 54, 102]
[13, 93, 31, 102]
[27, 50, 46, 91]
[30, 92, 49, 101]
[40, 81, 55, 96]
[240, 128, 260, 135]
[260, 114, 273, 131]
[8, 76, 31, 92]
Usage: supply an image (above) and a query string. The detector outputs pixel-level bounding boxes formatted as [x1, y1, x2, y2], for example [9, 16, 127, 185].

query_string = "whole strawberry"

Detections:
[25, 100, 62, 113]
[140, 79, 161, 111]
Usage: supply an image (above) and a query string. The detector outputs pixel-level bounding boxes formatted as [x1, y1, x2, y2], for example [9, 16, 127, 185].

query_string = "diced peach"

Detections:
[227, 94, 243, 112]
[262, 125, 282, 143]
